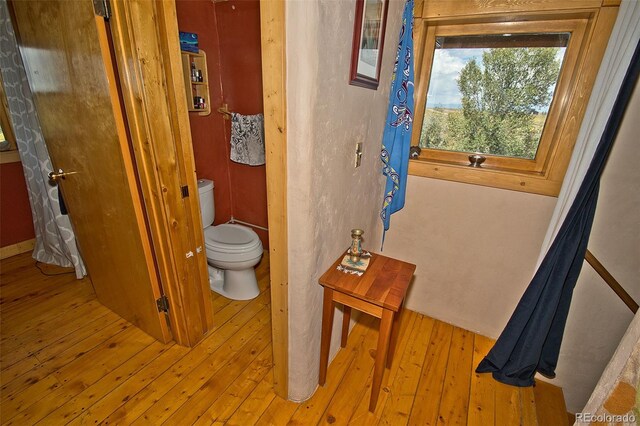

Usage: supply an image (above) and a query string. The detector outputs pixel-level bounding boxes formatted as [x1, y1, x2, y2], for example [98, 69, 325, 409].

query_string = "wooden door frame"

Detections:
[260, 0, 289, 398]
[107, 0, 290, 398]
[106, 0, 214, 347]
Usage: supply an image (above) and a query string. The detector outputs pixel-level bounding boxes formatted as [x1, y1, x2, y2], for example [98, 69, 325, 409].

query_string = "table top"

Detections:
[318, 252, 416, 311]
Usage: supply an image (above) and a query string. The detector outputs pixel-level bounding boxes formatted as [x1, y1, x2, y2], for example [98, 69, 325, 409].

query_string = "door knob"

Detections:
[48, 168, 78, 183]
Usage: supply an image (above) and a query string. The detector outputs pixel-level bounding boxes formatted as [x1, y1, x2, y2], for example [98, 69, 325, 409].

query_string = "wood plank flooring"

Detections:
[0, 252, 569, 425]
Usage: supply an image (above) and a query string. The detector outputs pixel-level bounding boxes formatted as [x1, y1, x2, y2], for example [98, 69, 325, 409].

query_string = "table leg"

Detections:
[370, 308, 394, 412]
[341, 306, 351, 348]
[319, 287, 334, 386]
[387, 305, 402, 368]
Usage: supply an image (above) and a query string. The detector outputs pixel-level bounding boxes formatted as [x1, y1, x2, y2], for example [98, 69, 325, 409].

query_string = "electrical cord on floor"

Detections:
[35, 261, 76, 276]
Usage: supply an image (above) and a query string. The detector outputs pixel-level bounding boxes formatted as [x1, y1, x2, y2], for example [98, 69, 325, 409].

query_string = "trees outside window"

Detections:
[420, 40, 565, 160]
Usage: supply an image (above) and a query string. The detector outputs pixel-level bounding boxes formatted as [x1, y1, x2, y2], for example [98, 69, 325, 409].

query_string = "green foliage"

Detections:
[421, 109, 447, 149]
[421, 47, 561, 159]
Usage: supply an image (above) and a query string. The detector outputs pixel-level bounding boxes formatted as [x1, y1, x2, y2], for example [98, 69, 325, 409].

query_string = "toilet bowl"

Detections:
[204, 223, 263, 300]
[197, 179, 263, 300]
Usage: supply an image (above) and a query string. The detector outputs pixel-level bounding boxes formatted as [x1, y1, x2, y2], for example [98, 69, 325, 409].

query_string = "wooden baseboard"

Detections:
[0, 238, 35, 260]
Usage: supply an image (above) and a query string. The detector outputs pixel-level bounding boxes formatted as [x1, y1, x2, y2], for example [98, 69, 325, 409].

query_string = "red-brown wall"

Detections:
[1, 161, 34, 247]
[176, 0, 233, 226]
[215, 0, 268, 246]
[176, 0, 268, 247]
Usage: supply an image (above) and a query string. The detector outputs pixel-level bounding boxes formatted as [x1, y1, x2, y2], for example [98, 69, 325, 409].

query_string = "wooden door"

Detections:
[11, 0, 171, 342]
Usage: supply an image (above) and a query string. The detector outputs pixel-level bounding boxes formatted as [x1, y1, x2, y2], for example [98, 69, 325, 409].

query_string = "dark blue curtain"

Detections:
[476, 41, 640, 387]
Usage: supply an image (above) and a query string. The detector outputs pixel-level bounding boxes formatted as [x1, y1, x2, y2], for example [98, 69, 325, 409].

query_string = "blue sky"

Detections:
[426, 49, 484, 109]
[425, 48, 566, 109]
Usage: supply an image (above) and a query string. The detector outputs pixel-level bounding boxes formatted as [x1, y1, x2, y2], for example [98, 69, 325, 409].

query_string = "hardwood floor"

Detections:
[0, 252, 569, 425]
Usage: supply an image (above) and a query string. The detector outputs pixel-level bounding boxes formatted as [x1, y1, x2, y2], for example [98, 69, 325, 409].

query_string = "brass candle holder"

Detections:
[350, 229, 364, 263]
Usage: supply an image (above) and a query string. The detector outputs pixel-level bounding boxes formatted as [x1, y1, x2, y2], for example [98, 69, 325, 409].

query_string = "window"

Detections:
[410, 4, 619, 196]
[0, 70, 20, 164]
[0, 122, 11, 151]
[421, 33, 569, 161]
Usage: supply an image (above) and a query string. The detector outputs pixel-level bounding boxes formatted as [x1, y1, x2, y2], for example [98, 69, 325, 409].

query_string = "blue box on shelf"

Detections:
[179, 31, 199, 53]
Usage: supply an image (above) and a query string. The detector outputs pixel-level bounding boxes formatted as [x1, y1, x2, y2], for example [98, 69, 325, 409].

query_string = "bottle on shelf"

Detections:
[190, 61, 197, 82]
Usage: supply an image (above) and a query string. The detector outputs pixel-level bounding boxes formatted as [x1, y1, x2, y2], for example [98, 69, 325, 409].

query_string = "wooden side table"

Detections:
[318, 252, 416, 412]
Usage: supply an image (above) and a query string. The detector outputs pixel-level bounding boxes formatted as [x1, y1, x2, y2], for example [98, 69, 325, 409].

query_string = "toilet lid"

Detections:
[204, 224, 261, 252]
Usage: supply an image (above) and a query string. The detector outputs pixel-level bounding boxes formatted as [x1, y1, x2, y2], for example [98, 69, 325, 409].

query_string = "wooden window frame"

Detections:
[415, 19, 585, 172]
[409, 4, 619, 196]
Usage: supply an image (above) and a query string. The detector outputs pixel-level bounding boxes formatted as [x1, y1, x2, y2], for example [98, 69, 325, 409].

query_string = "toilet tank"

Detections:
[197, 179, 215, 227]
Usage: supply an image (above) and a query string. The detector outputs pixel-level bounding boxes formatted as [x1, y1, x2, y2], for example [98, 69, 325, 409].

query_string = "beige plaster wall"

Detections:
[286, 0, 404, 401]
[382, 178, 557, 337]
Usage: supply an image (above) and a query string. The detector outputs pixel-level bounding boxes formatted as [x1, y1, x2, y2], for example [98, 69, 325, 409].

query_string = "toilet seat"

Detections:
[204, 224, 263, 263]
[204, 224, 261, 251]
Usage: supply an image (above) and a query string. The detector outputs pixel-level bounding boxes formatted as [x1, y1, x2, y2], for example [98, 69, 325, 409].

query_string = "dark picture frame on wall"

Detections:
[349, 0, 389, 90]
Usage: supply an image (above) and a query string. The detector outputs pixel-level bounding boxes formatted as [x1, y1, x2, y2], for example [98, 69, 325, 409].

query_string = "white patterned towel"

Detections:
[230, 112, 265, 166]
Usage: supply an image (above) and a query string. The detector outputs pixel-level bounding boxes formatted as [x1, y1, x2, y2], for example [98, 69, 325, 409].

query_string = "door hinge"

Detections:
[181, 185, 189, 198]
[92, 0, 111, 20]
[156, 295, 169, 313]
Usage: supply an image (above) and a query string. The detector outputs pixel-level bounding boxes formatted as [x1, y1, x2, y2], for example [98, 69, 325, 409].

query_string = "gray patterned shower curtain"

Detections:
[0, 0, 85, 278]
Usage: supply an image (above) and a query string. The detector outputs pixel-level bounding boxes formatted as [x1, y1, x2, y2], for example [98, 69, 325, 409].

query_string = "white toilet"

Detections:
[197, 179, 263, 300]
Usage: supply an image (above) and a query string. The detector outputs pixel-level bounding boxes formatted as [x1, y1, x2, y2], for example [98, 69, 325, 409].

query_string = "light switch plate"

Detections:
[355, 142, 363, 168]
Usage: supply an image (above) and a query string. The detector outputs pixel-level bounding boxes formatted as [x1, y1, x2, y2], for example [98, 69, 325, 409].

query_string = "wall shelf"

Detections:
[180, 50, 211, 116]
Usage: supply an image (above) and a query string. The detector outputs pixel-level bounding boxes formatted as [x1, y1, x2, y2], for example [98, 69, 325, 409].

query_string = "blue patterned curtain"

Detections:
[0, 0, 85, 278]
[380, 0, 414, 247]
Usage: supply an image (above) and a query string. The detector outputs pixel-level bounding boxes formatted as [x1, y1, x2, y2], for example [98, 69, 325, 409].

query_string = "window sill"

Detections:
[408, 157, 560, 197]
[0, 150, 21, 164]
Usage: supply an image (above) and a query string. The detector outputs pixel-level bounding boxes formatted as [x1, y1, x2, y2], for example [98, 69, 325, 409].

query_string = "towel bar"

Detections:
[217, 103, 232, 120]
